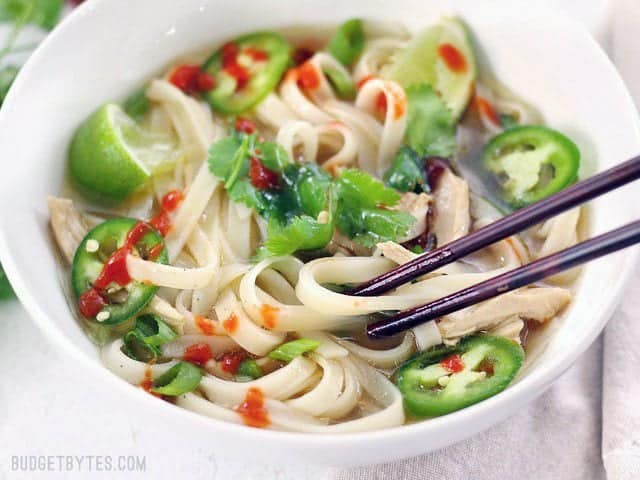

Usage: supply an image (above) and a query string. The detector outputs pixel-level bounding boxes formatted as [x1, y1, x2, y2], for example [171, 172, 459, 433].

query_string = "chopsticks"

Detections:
[367, 220, 640, 338]
[352, 155, 640, 298]
[359, 155, 640, 338]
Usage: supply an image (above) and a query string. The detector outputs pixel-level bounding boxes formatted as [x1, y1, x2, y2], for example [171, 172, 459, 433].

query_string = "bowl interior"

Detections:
[0, 0, 638, 466]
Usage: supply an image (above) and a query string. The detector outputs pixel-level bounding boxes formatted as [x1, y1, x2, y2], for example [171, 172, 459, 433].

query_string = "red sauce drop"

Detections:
[150, 211, 172, 236]
[296, 61, 320, 91]
[150, 189, 184, 237]
[220, 351, 246, 374]
[196, 71, 215, 92]
[357, 74, 375, 90]
[234, 117, 256, 134]
[183, 343, 213, 366]
[140, 365, 154, 391]
[437, 43, 467, 73]
[195, 315, 216, 336]
[140, 365, 163, 397]
[249, 157, 279, 190]
[78, 288, 106, 318]
[475, 95, 500, 126]
[125, 222, 152, 247]
[235, 387, 270, 428]
[93, 247, 131, 290]
[223, 314, 239, 334]
[375, 91, 387, 114]
[221, 42, 239, 67]
[260, 304, 279, 329]
[440, 354, 465, 373]
[161, 189, 184, 213]
[224, 62, 251, 91]
[245, 47, 268, 62]
[169, 65, 215, 94]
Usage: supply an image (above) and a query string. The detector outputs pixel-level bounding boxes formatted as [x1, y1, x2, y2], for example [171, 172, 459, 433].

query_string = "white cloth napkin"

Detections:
[327, 258, 639, 480]
[328, 3, 640, 478]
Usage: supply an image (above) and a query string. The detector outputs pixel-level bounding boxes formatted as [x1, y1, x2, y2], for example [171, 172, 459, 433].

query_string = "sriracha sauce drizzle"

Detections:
[183, 343, 213, 366]
[437, 43, 467, 73]
[169, 65, 215, 94]
[440, 354, 465, 373]
[78, 190, 182, 319]
[235, 387, 270, 428]
[150, 189, 183, 236]
[249, 157, 279, 190]
[220, 42, 269, 92]
[220, 351, 246, 374]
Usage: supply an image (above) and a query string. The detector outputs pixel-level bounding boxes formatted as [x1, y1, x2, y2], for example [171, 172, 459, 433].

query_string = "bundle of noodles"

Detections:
[48, 19, 582, 432]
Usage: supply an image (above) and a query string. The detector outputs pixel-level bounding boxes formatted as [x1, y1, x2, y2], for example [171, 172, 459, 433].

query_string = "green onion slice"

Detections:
[151, 362, 202, 396]
[268, 338, 321, 362]
[323, 67, 356, 100]
[236, 359, 264, 380]
[121, 314, 177, 362]
[123, 331, 161, 363]
[135, 314, 178, 346]
[328, 18, 365, 66]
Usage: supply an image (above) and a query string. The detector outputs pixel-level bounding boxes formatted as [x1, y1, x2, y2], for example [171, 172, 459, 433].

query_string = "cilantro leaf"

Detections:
[384, 146, 428, 193]
[337, 168, 400, 208]
[261, 214, 333, 257]
[405, 84, 457, 157]
[226, 178, 267, 211]
[208, 134, 253, 190]
[0, 0, 63, 30]
[336, 207, 414, 247]
[259, 141, 290, 171]
[335, 169, 415, 246]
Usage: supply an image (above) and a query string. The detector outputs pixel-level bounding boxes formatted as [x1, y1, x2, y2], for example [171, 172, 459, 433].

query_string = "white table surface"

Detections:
[0, 1, 633, 479]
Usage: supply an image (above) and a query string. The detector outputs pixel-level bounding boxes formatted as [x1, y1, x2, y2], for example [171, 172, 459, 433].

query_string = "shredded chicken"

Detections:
[438, 287, 572, 343]
[488, 316, 525, 344]
[431, 169, 470, 246]
[327, 231, 373, 257]
[395, 192, 431, 242]
[47, 196, 91, 264]
[376, 241, 417, 265]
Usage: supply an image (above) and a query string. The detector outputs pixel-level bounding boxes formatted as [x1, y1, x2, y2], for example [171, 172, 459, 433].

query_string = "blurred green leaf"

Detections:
[0, 0, 64, 31]
[0, 264, 15, 300]
[0, 64, 17, 104]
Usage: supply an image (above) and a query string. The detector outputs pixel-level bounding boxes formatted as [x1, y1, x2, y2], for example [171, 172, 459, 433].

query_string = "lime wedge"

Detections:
[380, 18, 476, 119]
[69, 103, 179, 202]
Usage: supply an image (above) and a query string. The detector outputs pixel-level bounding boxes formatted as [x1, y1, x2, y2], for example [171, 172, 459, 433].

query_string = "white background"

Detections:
[0, 1, 635, 479]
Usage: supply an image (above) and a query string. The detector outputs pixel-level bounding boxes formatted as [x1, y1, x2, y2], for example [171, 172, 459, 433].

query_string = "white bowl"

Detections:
[0, 0, 638, 467]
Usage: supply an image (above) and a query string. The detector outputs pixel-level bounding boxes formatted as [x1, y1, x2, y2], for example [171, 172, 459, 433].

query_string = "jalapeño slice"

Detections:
[71, 218, 168, 325]
[203, 32, 292, 114]
[483, 125, 580, 208]
[395, 335, 524, 417]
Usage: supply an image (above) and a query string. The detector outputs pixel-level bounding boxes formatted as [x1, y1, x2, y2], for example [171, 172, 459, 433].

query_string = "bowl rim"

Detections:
[1, 0, 639, 460]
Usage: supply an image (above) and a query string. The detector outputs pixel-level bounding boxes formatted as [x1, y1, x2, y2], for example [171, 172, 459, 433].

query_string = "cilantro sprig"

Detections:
[208, 128, 416, 258]
[335, 169, 415, 247]
[383, 83, 457, 193]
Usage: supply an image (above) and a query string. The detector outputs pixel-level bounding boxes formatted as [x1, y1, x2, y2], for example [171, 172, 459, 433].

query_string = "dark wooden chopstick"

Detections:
[349, 155, 640, 297]
[367, 220, 640, 338]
